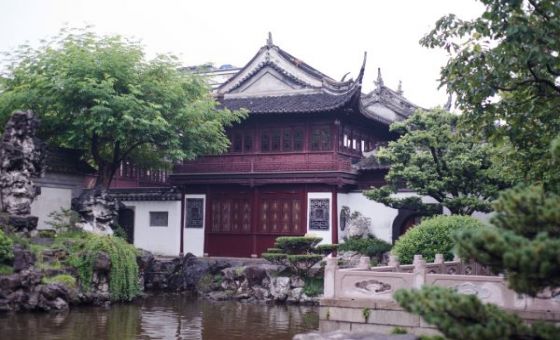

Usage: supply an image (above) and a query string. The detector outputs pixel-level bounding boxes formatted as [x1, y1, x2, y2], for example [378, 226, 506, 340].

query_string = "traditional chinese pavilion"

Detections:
[141, 34, 418, 257]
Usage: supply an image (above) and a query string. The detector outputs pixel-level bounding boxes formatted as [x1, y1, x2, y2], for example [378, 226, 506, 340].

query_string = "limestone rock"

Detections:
[244, 265, 267, 287]
[73, 189, 118, 235]
[290, 275, 305, 288]
[345, 211, 372, 239]
[270, 276, 290, 301]
[0, 111, 45, 235]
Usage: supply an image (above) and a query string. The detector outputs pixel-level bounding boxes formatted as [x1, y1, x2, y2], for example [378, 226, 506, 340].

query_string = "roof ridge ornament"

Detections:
[357, 52, 367, 85]
[397, 80, 403, 95]
[267, 32, 273, 48]
[375, 67, 384, 92]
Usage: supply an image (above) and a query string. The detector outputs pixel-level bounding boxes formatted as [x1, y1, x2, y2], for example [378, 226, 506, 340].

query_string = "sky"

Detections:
[0, 0, 484, 108]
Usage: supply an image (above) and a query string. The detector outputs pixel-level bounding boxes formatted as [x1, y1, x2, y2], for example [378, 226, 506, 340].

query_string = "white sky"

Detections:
[0, 0, 484, 108]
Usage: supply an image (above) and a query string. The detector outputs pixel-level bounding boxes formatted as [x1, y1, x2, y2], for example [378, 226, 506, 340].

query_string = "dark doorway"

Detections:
[118, 208, 135, 244]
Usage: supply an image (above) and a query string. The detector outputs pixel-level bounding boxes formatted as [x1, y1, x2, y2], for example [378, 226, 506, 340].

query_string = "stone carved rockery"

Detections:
[342, 207, 371, 239]
[73, 189, 118, 235]
[0, 111, 45, 235]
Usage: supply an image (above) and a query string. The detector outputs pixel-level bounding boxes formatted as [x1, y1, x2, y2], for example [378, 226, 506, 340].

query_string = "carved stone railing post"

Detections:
[324, 256, 338, 299]
[413, 254, 426, 288]
[358, 256, 370, 270]
[434, 254, 444, 264]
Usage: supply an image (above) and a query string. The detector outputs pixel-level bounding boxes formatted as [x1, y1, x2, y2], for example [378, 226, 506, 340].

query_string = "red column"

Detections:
[331, 187, 338, 244]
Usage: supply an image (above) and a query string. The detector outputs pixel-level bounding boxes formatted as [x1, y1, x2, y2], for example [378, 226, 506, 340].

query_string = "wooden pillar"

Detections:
[331, 187, 338, 244]
[179, 189, 185, 256]
[251, 186, 259, 257]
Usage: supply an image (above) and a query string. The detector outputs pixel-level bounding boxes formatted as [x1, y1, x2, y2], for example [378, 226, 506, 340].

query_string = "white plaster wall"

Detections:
[337, 192, 398, 244]
[306, 192, 332, 245]
[31, 187, 73, 230]
[183, 194, 206, 257]
[124, 200, 181, 256]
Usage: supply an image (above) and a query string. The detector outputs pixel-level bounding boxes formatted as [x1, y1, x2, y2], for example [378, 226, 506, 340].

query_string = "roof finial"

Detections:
[375, 67, 384, 91]
[267, 32, 273, 47]
[444, 93, 453, 111]
[397, 80, 403, 95]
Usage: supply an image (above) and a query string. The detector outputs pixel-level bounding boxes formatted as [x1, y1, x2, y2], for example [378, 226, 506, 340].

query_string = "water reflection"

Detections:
[0, 294, 319, 340]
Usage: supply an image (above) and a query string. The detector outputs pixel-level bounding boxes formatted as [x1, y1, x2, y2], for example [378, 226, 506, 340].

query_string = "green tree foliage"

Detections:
[392, 215, 484, 264]
[395, 286, 557, 340]
[365, 109, 509, 215]
[0, 28, 246, 188]
[395, 1, 560, 337]
[420, 0, 560, 186]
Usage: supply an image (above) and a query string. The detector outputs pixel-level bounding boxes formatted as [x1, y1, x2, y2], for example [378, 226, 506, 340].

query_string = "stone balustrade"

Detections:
[320, 254, 560, 335]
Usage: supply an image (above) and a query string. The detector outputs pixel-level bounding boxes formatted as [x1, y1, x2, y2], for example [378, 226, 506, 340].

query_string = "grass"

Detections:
[0, 264, 13, 275]
[42, 274, 77, 288]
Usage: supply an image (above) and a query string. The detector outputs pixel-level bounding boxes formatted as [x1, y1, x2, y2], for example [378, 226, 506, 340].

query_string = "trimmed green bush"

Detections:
[393, 215, 485, 264]
[274, 236, 322, 254]
[314, 244, 338, 255]
[0, 229, 13, 264]
[338, 235, 391, 262]
[261, 253, 287, 265]
[265, 247, 282, 254]
[263, 235, 334, 277]
[287, 254, 323, 274]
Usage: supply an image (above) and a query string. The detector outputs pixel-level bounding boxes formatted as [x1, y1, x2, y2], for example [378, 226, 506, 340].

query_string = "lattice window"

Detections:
[261, 130, 270, 151]
[293, 127, 304, 151]
[271, 129, 281, 152]
[186, 198, 203, 228]
[309, 199, 329, 230]
[244, 133, 253, 152]
[282, 128, 292, 151]
[311, 126, 331, 151]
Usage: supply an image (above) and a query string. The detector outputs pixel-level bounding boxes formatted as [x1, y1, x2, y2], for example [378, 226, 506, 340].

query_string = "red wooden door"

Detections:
[205, 187, 307, 257]
[205, 190, 253, 257]
[254, 189, 306, 256]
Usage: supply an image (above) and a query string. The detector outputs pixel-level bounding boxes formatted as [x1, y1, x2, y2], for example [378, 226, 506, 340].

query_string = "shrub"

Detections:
[338, 235, 391, 263]
[274, 236, 322, 254]
[0, 229, 13, 264]
[287, 254, 323, 274]
[42, 274, 77, 288]
[69, 234, 140, 301]
[393, 215, 485, 264]
[314, 244, 338, 256]
[261, 253, 287, 265]
[263, 235, 334, 277]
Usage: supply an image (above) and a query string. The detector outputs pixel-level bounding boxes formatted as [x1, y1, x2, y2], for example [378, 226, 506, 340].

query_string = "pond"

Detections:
[0, 294, 319, 340]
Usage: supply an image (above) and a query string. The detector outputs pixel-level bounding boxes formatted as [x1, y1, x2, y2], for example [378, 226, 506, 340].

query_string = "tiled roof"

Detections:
[109, 187, 181, 201]
[219, 87, 360, 114]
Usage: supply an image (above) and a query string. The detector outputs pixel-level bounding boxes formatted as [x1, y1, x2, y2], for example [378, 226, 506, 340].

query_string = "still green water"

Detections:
[0, 294, 319, 340]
